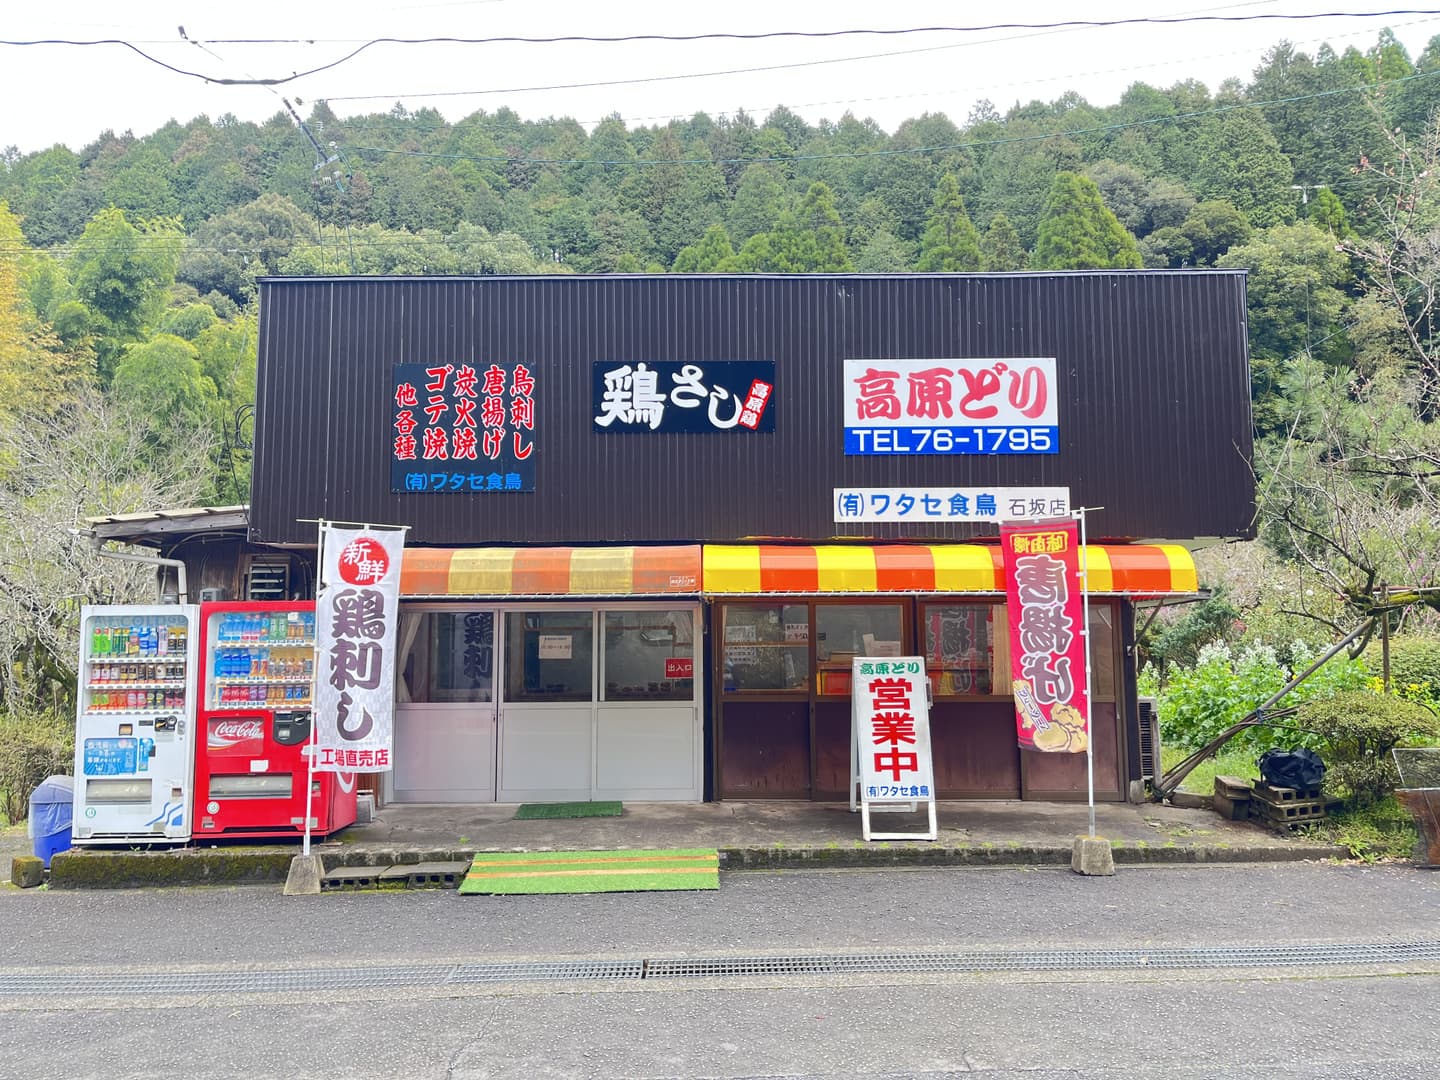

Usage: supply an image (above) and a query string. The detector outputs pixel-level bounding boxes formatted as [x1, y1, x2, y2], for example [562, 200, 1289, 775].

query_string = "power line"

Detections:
[532, 16, 1440, 131]
[4, 10, 1440, 88]
[336, 69, 1440, 168]
[29, 10, 1440, 49]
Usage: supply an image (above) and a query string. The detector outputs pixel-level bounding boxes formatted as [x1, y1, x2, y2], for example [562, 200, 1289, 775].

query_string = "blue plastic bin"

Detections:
[28, 774, 74, 868]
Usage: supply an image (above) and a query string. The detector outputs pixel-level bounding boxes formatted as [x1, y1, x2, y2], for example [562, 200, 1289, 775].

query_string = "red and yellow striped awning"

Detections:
[401, 545, 701, 598]
[702, 544, 1198, 597]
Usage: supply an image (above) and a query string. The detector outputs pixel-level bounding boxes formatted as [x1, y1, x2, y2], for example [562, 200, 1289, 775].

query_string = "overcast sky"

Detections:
[4, 1, 1439, 155]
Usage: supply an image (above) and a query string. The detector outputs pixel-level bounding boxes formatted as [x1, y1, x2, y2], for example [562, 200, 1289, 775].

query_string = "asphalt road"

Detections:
[3, 863, 1439, 1079]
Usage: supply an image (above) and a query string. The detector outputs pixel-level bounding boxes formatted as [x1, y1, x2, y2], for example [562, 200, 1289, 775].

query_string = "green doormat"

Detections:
[514, 801, 623, 820]
[459, 849, 719, 895]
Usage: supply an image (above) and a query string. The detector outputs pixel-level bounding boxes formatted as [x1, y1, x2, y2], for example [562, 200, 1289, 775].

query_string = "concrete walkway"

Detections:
[338, 798, 1295, 853]
[38, 799, 1349, 888]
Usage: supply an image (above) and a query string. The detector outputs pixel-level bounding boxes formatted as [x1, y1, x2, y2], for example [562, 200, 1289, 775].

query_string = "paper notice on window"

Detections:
[538, 635, 572, 660]
[785, 622, 809, 643]
[873, 640, 902, 657]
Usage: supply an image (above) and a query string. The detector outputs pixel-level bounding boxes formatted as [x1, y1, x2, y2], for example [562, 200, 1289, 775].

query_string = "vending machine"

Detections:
[72, 604, 199, 845]
[194, 600, 357, 839]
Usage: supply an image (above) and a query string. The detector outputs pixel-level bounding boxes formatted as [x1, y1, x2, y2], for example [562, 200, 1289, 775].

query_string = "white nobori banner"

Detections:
[311, 524, 408, 773]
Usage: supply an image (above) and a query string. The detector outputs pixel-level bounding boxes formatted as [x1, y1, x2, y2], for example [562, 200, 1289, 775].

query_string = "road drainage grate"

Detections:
[2, 941, 1437, 997]
[641, 941, 1440, 979]
[450, 960, 645, 983]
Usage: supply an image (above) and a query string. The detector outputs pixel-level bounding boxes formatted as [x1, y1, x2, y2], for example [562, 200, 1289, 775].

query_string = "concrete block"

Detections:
[1071, 835, 1116, 876]
[283, 853, 324, 895]
[11, 854, 44, 888]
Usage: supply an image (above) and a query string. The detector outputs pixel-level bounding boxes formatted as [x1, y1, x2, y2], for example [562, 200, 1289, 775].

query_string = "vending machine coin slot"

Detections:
[273, 711, 311, 746]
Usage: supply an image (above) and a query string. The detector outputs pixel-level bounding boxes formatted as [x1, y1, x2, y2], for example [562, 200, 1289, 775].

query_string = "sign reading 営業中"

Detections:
[843, 358, 1058, 455]
[312, 525, 408, 773]
[593, 361, 775, 433]
[999, 520, 1090, 754]
[391, 362, 536, 493]
[850, 656, 938, 841]
[834, 487, 1070, 523]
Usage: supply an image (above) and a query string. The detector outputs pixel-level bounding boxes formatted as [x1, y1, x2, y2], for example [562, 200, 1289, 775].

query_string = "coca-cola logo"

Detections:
[208, 718, 265, 750]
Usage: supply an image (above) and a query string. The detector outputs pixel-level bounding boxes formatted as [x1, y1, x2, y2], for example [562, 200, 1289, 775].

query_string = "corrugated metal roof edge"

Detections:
[257, 269, 1248, 285]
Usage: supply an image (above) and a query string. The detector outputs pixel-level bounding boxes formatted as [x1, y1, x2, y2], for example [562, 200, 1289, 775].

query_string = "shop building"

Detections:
[92, 272, 1253, 806]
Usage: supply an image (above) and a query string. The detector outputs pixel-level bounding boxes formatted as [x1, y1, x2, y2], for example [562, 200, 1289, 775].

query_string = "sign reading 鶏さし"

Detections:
[391, 362, 536, 493]
[843, 358, 1058, 455]
[312, 525, 408, 773]
[593, 361, 775, 433]
[1000, 520, 1089, 754]
[834, 487, 1070, 523]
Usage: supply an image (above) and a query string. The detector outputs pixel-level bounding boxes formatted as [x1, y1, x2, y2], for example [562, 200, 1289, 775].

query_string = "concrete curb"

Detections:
[47, 841, 1351, 888]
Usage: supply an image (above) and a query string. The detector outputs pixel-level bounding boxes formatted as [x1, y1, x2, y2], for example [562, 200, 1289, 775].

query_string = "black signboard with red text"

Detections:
[391, 362, 536, 493]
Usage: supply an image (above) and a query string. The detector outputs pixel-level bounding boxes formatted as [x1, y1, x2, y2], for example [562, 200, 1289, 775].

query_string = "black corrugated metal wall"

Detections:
[252, 272, 1254, 546]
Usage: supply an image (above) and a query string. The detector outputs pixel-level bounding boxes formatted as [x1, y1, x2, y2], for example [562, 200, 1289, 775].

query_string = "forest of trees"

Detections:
[1, 28, 1439, 711]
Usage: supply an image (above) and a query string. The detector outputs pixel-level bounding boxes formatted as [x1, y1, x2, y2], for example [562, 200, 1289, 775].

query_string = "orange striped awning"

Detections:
[401, 546, 701, 598]
[701, 544, 1198, 597]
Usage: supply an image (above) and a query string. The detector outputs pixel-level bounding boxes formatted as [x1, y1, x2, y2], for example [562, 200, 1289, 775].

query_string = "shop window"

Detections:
[815, 603, 904, 696]
[603, 610, 695, 702]
[721, 603, 809, 693]
[396, 611, 494, 704]
[922, 603, 996, 696]
[505, 611, 594, 703]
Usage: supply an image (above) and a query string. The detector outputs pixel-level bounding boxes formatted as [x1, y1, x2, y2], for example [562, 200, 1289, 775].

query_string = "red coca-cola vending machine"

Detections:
[194, 600, 357, 839]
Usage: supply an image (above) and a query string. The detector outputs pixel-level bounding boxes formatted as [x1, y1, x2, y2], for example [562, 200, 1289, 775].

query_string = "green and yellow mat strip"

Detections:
[460, 849, 719, 894]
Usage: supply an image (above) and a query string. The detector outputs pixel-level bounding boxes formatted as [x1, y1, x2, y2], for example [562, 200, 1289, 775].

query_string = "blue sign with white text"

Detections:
[83, 737, 138, 776]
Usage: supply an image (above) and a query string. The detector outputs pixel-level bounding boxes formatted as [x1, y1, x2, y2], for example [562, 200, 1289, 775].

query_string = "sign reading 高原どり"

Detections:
[312, 525, 407, 773]
[842, 358, 1058, 455]
[1000, 520, 1090, 754]
[391, 362, 536, 493]
[593, 361, 775, 433]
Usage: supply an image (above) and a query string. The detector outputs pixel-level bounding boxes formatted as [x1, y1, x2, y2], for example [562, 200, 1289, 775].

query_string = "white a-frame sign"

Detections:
[849, 656, 938, 841]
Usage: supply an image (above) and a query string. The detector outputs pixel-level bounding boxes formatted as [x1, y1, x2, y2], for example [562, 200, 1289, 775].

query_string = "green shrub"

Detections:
[1294, 690, 1440, 806]
[1156, 640, 1370, 753]
[0, 711, 74, 824]
[1363, 634, 1440, 706]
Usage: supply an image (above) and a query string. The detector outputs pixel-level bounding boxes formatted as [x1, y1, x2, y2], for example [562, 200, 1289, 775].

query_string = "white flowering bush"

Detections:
[1153, 639, 1370, 752]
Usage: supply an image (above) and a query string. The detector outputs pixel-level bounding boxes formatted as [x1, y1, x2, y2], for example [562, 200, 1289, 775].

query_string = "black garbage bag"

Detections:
[1258, 747, 1326, 790]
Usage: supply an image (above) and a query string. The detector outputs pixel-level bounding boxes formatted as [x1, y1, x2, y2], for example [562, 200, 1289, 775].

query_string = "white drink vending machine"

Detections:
[72, 604, 199, 844]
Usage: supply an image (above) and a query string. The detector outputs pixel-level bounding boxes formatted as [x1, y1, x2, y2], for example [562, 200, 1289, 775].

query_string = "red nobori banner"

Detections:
[1000, 520, 1089, 753]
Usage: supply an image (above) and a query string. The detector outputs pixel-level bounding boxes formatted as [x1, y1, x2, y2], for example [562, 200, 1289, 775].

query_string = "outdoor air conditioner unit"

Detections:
[1137, 696, 1161, 784]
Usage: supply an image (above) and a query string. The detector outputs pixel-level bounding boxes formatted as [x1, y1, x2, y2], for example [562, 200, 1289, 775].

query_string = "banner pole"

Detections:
[303, 518, 325, 859]
[1077, 507, 1096, 839]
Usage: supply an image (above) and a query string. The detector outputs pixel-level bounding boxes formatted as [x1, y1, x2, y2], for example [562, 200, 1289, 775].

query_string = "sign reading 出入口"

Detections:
[312, 525, 408, 773]
[843, 358, 1058, 455]
[593, 361, 775, 433]
[391, 362, 536, 493]
[1000, 520, 1090, 753]
[834, 486, 1070, 523]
